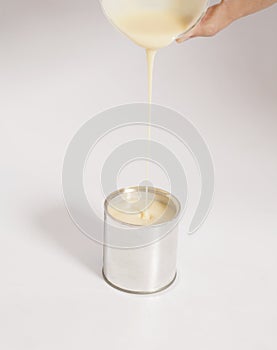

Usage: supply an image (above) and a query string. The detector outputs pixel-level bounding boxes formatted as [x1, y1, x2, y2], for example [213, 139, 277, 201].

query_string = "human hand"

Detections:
[177, 0, 277, 42]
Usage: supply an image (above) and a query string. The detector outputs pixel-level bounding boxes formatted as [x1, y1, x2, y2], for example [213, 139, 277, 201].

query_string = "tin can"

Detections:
[103, 186, 181, 294]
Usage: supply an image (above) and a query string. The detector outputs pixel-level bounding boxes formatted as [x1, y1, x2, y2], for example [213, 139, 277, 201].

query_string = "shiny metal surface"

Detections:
[102, 269, 177, 295]
[103, 187, 180, 294]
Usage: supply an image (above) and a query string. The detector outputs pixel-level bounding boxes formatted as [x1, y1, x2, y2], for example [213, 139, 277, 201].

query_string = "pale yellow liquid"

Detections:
[111, 10, 194, 50]
[103, 6, 205, 224]
[111, 9, 195, 98]
[108, 197, 175, 226]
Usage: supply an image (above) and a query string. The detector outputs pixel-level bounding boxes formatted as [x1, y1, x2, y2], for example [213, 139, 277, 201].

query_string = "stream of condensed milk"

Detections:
[103, 5, 206, 224]
[113, 10, 194, 187]
[111, 9, 196, 99]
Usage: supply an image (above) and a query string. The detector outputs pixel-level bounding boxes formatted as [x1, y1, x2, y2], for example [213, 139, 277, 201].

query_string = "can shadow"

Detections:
[36, 204, 103, 278]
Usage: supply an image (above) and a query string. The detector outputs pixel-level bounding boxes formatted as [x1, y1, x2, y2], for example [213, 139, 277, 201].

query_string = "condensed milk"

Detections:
[101, 0, 208, 101]
[101, 0, 208, 181]
[100, 1, 208, 293]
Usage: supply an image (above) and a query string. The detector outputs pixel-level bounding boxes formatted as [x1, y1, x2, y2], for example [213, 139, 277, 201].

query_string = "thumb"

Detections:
[176, 2, 233, 43]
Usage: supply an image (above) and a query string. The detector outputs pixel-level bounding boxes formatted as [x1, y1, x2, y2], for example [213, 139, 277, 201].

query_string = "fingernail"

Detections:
[176, 36, 190, 43]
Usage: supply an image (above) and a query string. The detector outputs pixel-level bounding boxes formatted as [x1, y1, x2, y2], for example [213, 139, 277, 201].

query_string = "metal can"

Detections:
[103, 186, 181, 294]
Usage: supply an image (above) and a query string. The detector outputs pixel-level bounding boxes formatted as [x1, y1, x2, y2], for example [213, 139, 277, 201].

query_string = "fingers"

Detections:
[176, 1, 234, 43]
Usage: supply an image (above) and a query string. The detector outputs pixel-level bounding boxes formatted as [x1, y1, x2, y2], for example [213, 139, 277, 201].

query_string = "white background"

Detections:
[0, 1, 277, 349]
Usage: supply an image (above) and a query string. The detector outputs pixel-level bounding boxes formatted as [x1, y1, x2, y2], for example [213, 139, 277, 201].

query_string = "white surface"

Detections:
[0, 1, 277, 349]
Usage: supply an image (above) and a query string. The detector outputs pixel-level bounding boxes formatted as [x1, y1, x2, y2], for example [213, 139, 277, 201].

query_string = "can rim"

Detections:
[104, 186, 181, 228]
